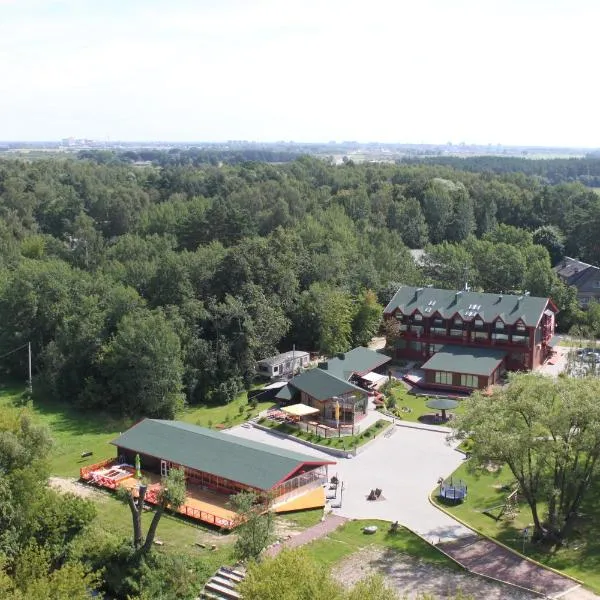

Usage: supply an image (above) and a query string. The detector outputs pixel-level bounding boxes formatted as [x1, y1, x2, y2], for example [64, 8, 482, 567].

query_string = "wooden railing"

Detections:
[178, 504, 234, 529]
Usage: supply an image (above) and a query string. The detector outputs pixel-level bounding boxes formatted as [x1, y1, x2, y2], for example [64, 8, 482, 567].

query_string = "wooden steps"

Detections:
[199, 566, 245, 600]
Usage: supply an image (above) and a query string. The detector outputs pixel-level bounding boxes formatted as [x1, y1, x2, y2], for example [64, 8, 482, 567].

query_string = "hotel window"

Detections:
[453, 318, 463, 327]
[474, 318, 484, 328]
[460, 374, 478, 388]
[474, 331, 488, 341]
[516, 322, 526, 331]
[413, 313, 423, 322]
[494, 320, 504, 329]
[434, 371, 453, 385]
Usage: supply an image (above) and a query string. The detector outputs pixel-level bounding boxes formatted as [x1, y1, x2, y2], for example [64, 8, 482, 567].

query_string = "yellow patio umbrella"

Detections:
[335, 399, 340, 427]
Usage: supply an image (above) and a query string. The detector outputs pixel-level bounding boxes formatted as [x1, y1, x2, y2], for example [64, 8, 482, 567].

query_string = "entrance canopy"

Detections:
[281, 403, 320, 417]
[360, 372, 387, 386]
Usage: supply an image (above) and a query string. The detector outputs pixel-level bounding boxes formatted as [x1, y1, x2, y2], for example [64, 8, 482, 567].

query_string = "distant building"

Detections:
[383, 286, 558, 392]
[554, 257, 600, 308]
[255, 350, 310, 379]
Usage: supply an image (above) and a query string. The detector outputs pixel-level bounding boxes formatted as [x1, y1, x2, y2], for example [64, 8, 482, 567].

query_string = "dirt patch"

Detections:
[331, 546, 538, 600]
[485, 461, 501, 473]
[48, 477, 107, 500]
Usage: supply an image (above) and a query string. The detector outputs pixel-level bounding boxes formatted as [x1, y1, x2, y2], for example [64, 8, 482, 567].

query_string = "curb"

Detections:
[251, 420, 393, 459]
[251, 423, 351, 458]
[428, 490, 586, 589]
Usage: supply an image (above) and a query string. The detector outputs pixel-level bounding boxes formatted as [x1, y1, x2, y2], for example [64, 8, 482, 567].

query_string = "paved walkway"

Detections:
[264, 515, 347, 557]
[439, 535, 580, 599]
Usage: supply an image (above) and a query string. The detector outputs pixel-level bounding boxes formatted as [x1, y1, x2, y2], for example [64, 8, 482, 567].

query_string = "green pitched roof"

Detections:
[287, 368, 366, 402]
[111, 419, 333, 490]
[384, 286, 554, 327]
[325, 346, 391, 378]
[275, 384, 295, 401]
[421, 345, 507, 376]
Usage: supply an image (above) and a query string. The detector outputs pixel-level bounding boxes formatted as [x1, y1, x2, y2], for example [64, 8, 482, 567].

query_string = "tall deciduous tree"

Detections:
[352, 290, 383, 347]
[230, 491, 274, 561]
[453, 373, 600, 543]
[119, 467, 187, 553]
[101, 309, 184, 418]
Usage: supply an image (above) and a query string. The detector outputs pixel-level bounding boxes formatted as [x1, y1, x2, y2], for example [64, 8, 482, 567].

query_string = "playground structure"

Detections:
[438, 477, 467, 502]
[482, 488, 520, 521]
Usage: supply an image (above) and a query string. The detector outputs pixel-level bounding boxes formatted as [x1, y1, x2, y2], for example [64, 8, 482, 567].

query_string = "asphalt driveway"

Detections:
[225, 423, 471, 542]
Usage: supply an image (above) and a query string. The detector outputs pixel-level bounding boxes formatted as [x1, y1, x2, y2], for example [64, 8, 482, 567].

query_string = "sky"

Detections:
[1, 0, 599, 146]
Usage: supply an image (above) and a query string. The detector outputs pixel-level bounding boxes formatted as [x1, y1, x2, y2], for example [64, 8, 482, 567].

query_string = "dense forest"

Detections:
[0, 154, 599, 419]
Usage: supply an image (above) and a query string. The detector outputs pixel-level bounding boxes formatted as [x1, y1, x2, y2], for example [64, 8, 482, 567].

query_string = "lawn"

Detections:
[0, 381, 273, 477]
[386, 382, 467, 424]
[304, 519, 457, 569]
[259, 418, 391, 450]
[276, 508, 324, 529]
[435, 461, 600, 592]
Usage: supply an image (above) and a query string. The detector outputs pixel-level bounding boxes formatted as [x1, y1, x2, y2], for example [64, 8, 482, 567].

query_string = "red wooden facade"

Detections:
[385, 305, 556, 373]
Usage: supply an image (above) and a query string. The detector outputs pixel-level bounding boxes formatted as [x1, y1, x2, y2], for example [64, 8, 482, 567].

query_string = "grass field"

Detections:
[304, 519, 457, 569]
[0, 381, 273, 476]
[387, 383, 466, 424]
[434, 461, 600, 592]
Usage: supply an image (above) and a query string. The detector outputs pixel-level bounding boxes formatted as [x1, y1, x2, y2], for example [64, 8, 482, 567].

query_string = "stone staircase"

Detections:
[200, 566, 245, 600]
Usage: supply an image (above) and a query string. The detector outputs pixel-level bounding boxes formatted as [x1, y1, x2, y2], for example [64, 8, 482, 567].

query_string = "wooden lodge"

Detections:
[384, 286, 558, 392]
[80, 419, 334, 528]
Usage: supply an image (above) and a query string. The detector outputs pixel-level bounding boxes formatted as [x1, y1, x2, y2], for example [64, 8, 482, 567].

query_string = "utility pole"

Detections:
[28, 342, 32, 394]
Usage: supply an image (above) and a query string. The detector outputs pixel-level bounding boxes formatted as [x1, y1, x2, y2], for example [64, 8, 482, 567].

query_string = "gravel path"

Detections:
[332, 546, 539, 600]
[48, 476, 106, 500]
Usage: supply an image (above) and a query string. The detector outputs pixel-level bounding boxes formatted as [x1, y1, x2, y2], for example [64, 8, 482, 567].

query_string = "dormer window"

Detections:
[474, 318, 484, 328]
[413, 313, 423, 322]
[516, 322, 526, 331]
[454, 318, 463, 327]
[495, 320, 504, 330]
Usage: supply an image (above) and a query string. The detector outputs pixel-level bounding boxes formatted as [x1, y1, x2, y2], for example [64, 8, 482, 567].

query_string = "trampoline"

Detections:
[439, 478, 467, 502]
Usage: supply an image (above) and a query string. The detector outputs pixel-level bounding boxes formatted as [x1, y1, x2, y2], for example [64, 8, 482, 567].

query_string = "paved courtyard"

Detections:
[226, 423, 471, 543]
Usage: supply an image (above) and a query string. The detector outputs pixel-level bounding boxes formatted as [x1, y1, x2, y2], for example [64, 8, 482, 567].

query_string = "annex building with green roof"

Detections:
[275, 346, 391, 427]
[384, 285, 558, 392]
[86, 419, 335, 528]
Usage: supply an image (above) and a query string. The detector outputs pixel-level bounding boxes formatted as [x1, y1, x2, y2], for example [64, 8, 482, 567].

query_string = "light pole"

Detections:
[28, 342, 32, 394]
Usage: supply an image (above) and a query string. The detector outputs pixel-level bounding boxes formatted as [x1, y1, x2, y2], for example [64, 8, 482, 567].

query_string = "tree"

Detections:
[453, 373, 600, 543]
[100, 309, 184, 418]
[119, 467, 187, 553]
[292, 283, 354, 355]
[5, 543, 100, 600]
[230, 491, 274, 561]
[352, 290, 383, 347]
[239, 548, 344, 600]
[532, 225, 565, 266]
[421, 178, 455, 244]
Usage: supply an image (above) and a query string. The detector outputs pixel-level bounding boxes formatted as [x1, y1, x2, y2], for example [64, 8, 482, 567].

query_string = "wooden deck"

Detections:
[81, 459, 325, 529]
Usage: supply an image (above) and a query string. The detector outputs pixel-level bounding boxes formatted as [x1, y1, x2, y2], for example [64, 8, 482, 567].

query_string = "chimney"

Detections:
[497, 294, 503, 303]
[415, 287, 424, 296]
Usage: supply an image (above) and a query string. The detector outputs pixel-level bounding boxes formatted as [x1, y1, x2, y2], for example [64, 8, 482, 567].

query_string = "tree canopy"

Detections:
[453, 373, 600, 543]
